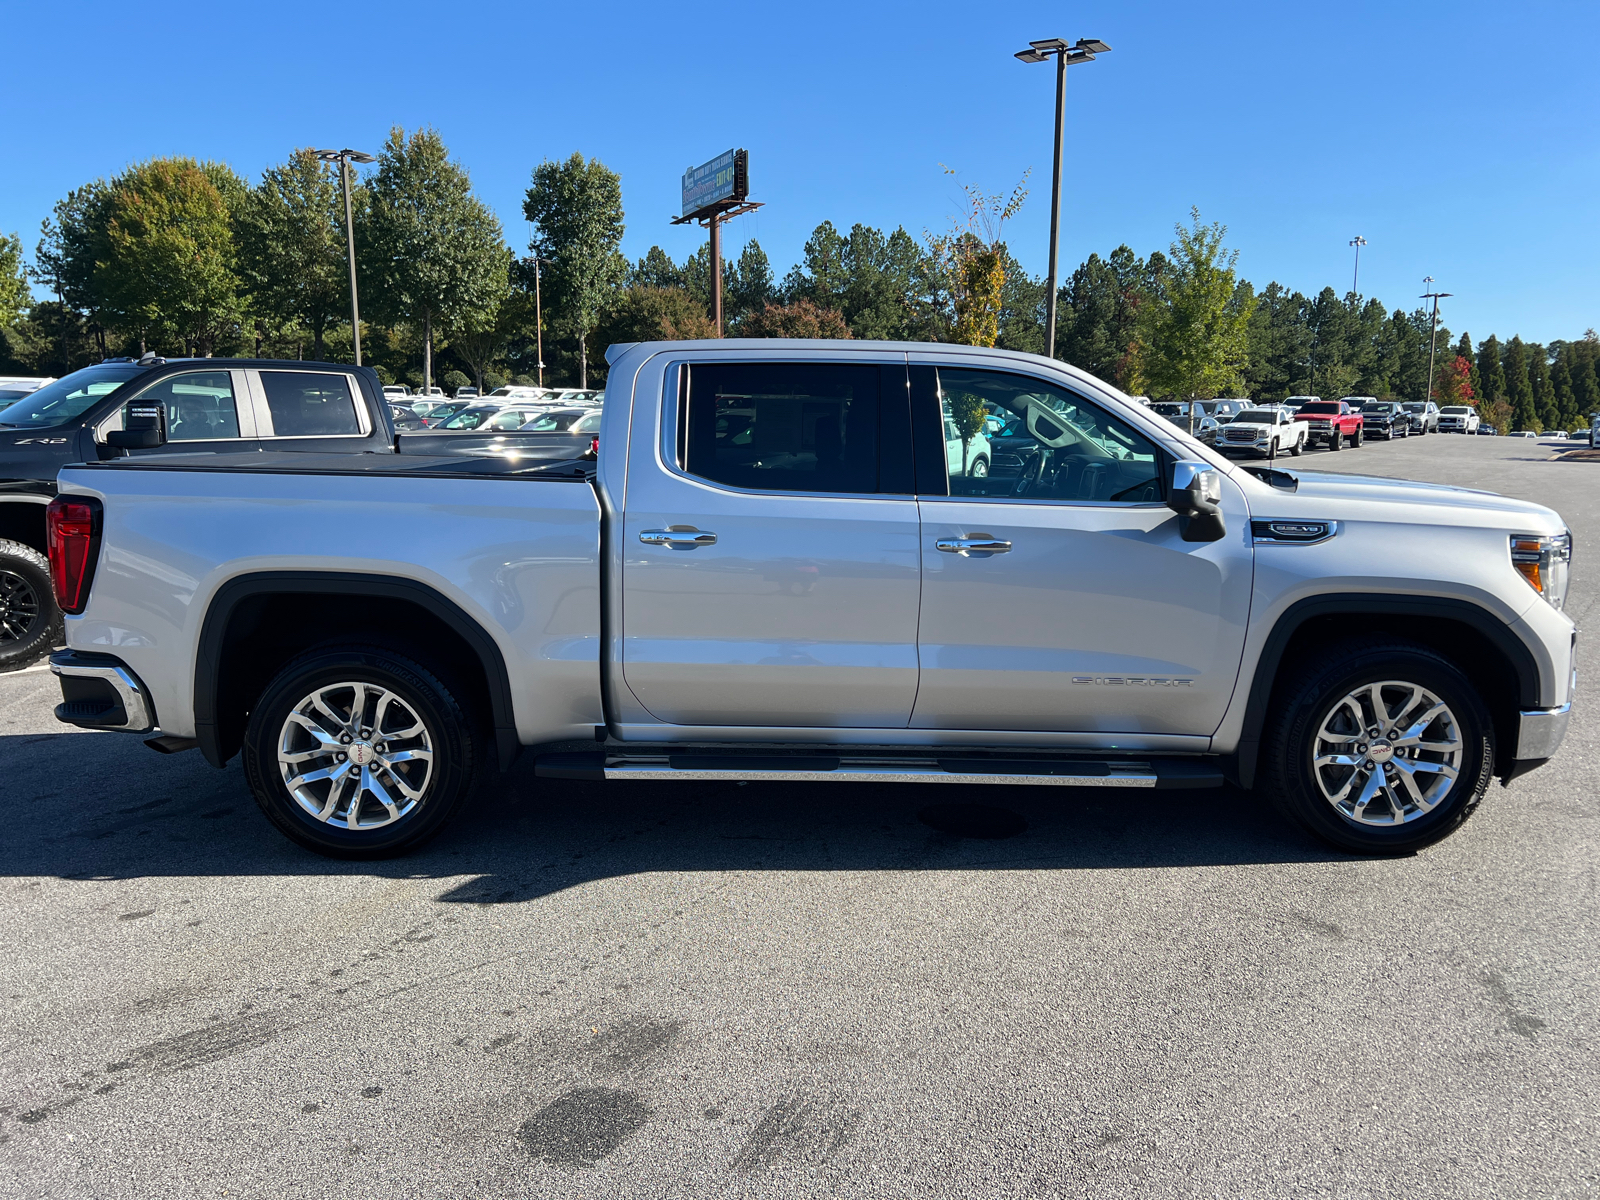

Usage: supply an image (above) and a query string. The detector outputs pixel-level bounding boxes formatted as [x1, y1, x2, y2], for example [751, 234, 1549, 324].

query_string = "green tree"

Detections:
[595, 285, 716, 347]
[1242, 281, 1312, 399]
[523, 152, 626, 388]
[629, 246, 682, 290]
[1503, 337, 1534, 430]
[363, 127, 508, 393]
[1529, 345, 1558, 430]
[1136, 208, 1255, 401]
[0, 233, 29, 326]
[1477, 335, 1506, 409]
[1057, 247, 1145, 388]
[1456, 332, 1480, 401]
[235, 149, 356, 361]
[95, 158, 246, 355]
[931, 171, 1028, 349]
[947, 389, 989, 475]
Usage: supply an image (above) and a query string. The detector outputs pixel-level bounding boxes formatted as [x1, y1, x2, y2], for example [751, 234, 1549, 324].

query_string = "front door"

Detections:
[910, 365, 1253, 736]
[620, 357, 922, 728]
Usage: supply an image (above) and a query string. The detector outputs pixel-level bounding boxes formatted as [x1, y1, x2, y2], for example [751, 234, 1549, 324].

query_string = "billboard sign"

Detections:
[681, 149, 748, 218]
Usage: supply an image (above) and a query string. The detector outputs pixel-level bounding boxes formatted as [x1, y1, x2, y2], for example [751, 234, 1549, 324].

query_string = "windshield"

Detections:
[1440, 407, 1471, 415]
[0, 365, 144, 428]
[440, 405, 497, 429]
[1235, 410, 1281, 424]
[527, 410, 586, 432]
[1299, 403, 1339, 414]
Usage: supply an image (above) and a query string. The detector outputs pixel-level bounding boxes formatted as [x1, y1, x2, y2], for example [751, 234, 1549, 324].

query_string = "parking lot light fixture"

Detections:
[1349, 235, 1366, 295]
[313, 148, 376, 365]
[1420, 279, 1453, 407]
[1014, 37, 1110, 360]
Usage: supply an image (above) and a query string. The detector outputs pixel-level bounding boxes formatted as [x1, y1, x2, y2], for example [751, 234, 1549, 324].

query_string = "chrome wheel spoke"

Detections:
[318, 764, 355, 820]
[1350, 768, 1384, 822]
[381, 748, 432, 766]
[1390, 762, 1433, 812]
[1315, 753, 1361, 769]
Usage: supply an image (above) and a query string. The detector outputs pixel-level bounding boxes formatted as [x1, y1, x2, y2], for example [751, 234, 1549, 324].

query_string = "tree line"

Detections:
[1, 130, 1593, 429]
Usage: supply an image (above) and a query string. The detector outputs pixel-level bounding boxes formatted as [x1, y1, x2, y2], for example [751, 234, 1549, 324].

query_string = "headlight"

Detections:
[1511, 532, 1571, 610]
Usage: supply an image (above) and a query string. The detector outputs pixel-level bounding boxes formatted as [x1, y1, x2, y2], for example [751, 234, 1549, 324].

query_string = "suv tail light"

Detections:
[46, 495, 103, 614]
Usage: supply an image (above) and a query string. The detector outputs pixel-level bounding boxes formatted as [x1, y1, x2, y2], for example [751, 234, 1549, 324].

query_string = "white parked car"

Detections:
[0, 376, 56, 404]
[1438, 406, 1480, 434]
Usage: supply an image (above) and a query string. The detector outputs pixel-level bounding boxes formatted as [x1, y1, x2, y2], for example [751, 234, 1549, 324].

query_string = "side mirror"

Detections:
[1167, 460, 1226, 543]
[106, 400, 167, 450]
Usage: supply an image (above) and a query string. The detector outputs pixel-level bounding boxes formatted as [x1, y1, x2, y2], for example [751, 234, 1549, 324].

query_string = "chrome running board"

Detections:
[535, 752, 1224, 790]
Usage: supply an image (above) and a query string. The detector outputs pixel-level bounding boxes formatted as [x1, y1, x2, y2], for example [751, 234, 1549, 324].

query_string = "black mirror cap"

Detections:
[106, 427, 165, 449]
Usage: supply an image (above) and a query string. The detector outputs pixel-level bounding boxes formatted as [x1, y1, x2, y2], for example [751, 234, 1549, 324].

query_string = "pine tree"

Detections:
[1456, 332, 1480, 403]
[1529, 345, 1559, 430]
[1550, 355, 1577, 429]
[1478, 335, 1506, 407]
[1503, 337, 1534, 430]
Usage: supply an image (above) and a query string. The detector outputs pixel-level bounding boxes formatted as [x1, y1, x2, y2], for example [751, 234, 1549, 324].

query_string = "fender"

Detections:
[1230, 592, 1541, 788]
[194, 571, 520, 771]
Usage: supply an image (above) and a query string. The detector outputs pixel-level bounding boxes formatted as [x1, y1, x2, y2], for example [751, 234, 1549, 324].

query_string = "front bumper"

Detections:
[50, 650, 157, 733]
[1514, 703, 1571, 760]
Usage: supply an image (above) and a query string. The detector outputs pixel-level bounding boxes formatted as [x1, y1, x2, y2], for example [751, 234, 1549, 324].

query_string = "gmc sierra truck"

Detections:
[45, 340, 1576, 859]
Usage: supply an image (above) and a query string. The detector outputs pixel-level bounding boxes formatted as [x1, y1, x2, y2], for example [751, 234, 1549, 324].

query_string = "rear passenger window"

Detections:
[679, 363, 886, 495]
[130, 371, 241, 441]
[260, 372, 362, 437]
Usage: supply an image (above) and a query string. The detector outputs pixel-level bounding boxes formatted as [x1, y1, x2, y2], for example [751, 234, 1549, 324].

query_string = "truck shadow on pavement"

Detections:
[0, 729, 1363, 895]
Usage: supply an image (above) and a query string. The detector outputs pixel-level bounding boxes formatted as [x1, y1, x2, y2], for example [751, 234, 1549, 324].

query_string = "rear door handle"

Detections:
[936, 536, 1012, 555]
[640, 527, 717, 548]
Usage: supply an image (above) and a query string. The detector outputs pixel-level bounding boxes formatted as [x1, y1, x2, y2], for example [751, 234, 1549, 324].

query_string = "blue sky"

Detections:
[5, 0, 1597, 344]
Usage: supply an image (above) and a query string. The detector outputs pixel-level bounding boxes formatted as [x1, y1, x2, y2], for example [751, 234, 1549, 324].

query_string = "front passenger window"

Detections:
[128, 371, 241, 442]
[932, 368, 1162, 503]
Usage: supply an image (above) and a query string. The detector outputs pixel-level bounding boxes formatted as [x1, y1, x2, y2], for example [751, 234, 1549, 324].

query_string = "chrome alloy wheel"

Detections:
[0, 570, 40, 644]
[276, 682, 435, 829]
[1312, 680, 1463, 825]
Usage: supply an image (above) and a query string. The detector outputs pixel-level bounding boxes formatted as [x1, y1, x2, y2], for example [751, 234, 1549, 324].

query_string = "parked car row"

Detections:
[1145, 394, 1515, 460]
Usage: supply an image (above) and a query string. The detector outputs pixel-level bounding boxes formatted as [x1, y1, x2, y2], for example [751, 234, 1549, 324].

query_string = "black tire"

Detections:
[1289, 435, 1303, 457]
[1260, 640, 1494, 854]
[1329, 430, 1343, 451]
[0, 540, 61, 672]
[969, 456, 989, 479]
[1351, 425, 1364, 447]
[242, 645, 491, 858]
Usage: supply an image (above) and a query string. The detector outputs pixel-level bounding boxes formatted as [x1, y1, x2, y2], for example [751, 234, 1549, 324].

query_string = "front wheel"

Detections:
[0, 540, 61, 672]
[242, 646, 490, 858]
[1329, 430, 1343, 451]
[1260, 640, 1493, 854]
[968, 456, 989, 479]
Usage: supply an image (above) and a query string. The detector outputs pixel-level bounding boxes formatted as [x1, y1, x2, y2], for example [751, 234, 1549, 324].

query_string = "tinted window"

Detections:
[681, 363, 884, 495]
[131, 370, 242, 441]
[260, 371, 361, 436]
[1237, 410, 1282, 423]
[0, 366, 142, 429]
[930, 368, 1162, 503]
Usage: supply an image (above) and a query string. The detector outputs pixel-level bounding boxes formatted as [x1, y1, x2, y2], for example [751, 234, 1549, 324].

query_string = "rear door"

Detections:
[244, 368, 373, 450]
[619, 354, 922, 728]
[909, 363, 1253, 737]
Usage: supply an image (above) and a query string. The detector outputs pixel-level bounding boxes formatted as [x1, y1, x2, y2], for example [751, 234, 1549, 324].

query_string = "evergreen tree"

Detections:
[1478, 335, 1506, 409]
[727, 241, 775, 323]
[1503, 337, 1534, 429]
[1528, 345, 1558, 430]
[629, 246, 682, 290]
[1550, 354, 1577, 429]
[1456, 332, 1480, 402]
[0, 233, 28, 326]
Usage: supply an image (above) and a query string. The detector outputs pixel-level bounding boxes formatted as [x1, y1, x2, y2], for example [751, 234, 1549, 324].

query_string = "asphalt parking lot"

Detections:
[2, 432, 1595, 1199]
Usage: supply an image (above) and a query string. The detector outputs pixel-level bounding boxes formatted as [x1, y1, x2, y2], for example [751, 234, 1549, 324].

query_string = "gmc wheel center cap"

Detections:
[1367, 739, 1395, 764]
[347, 741, 376, 766]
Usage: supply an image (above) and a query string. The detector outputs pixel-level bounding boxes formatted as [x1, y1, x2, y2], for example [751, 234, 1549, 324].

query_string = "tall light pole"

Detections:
[1349, 235, 1366, 296]
[529, 255, 553, 388]
[313, 148, 376, 365]
[1421, 277, 1452, 405]
[1014, 37, 1110, 359]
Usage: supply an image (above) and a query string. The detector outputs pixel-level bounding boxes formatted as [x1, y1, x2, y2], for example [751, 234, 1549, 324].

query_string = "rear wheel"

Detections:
[1351, 425, 1364, 447]
[1289, 435, 1304, 457]
[1260, 640, 1493, 854]
[242, 646, 490, 858]
[0, 540, 60, 672]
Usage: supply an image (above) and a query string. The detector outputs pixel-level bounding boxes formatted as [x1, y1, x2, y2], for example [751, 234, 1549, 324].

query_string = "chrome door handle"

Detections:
[639, 527, 717, 548]
[936, 536, 1012, 555]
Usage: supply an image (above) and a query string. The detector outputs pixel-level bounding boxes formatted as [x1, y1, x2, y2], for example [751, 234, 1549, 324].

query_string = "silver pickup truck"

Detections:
[45, 340, 1575, 858]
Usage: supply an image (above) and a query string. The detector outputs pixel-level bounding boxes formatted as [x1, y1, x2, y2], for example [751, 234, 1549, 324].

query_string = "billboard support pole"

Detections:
[710, 212, 724, 337]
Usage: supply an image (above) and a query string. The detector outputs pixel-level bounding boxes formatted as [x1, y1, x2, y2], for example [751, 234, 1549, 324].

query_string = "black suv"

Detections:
[0, 356, 391, 669]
